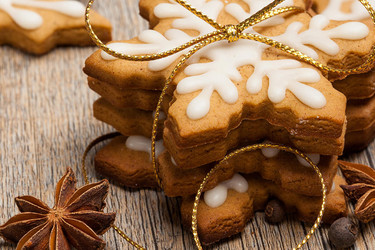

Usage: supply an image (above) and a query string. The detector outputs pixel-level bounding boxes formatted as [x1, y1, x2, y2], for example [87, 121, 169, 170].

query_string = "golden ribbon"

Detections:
[83, 0, 375, 249]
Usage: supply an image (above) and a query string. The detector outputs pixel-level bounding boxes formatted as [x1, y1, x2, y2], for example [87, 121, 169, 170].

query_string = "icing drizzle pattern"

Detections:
[204, 173, 248, 208]
[0, 0, 85, 30]
[321, 0, 375, 21]
[102, 0, 369, 120]
[225, 0, 294, 27]
[125, 135, 165, 161]
[274, 15, 369, 59]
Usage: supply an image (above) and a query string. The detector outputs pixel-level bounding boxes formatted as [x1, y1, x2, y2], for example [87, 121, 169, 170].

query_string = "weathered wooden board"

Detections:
[0, 0, 374, 249]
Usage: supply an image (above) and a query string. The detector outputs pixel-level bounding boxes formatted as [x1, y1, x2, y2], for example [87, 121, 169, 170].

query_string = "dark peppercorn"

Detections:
[328, 217, 358, 249]
[265, 199, 286, 224]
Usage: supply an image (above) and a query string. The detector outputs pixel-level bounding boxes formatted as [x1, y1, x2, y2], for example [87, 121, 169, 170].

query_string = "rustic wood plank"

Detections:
[1, 0, 375, 249]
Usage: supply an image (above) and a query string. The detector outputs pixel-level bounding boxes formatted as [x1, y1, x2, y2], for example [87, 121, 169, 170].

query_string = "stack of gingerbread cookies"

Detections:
[84, 0, 375, 244]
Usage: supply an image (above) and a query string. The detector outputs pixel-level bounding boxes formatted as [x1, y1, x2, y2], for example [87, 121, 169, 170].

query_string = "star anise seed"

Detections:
[339, 161, 375, 185]
[340, 183, 375, 202]
[356, 189, 375, 223]
[338, 161, 375, 223]
[0, 168, 116, 250]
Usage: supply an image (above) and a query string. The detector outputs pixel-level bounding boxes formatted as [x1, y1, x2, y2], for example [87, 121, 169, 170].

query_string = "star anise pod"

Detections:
[0, 168, 116, 249]
[339, 160, 375, 223]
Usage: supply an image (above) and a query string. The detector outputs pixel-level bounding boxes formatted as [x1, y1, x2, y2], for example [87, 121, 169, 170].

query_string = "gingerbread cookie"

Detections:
[345, 95, 375, 151]
[333, 69, 375, 100]
[159, 147, 337, 197]
[89, 77, 163, 111]
[181, 174, 347, 245]
[95, 136, 160, 189]
[309, 0, 375, 99]
[93, 98, 165, 138]
[95, 134, 337, 197]
[93, 97, 345, 168]
[0, 0, 112, 54]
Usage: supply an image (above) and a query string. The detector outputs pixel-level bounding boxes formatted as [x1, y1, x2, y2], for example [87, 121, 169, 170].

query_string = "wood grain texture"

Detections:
[0, 0, 375, 249]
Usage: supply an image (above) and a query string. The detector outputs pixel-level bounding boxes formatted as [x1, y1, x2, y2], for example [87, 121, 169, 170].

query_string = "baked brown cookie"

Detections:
[0, 0, 112, 54]
[333, 69, 375, 100]
[345, 95, 375, 151]
[159, 149, 337, 197]
[93, 96, 345, 169]
[94, 135, 337, 197]
[89, 77, 162, 111]
[309, 0, 375, 99]
[93, 98, 165, 138]
[95, 136, 159, 189]
[181, 174, 347, 245]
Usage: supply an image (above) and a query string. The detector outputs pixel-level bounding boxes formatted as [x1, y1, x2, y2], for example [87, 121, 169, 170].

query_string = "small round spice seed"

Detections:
[265, 199, 286, 224]
[328, 217, 358, 249]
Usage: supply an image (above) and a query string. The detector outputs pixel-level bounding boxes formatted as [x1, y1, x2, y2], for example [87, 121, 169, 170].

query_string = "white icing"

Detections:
[170, 156, 177, 165]
[154, 0, 223, 35]
[102, 29, 194, 71]
[176, 40, 255, 119]
[296, 153, 321, 167]
[261, 141, 280, 158]
[125, 135, 164, 161]
[246, 59, 325, 108]
[274, 15, 369, 59]
[101, 0, 370, 120]
[178, 37, 326, 119]
[225, 0, 294, 28]
[261, 141, 321, 167]
[204, 173, 248, 208]
[322, 0, 375, 21]
[0, 0, 85, 30]
[101, 0, 222, 70]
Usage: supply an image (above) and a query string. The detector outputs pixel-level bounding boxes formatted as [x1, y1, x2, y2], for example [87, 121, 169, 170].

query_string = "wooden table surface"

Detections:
[1, 0, 375, 249]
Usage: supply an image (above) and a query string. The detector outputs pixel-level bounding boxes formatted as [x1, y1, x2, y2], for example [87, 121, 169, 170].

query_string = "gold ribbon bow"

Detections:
[83, 0, 375, 249]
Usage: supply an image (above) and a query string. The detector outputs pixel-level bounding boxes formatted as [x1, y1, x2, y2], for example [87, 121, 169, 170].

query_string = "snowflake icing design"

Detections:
[321, 0, 375, 21]
[225, 0, 294, 28]
[102, 0, 370, 120]
[0, 0, 85, 30]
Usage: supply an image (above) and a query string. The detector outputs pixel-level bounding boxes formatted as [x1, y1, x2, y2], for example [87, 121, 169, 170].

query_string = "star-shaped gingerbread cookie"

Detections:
[85, 0, 375, 168]
[0, 0, 112, 54]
